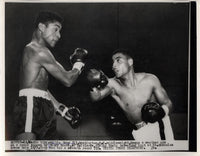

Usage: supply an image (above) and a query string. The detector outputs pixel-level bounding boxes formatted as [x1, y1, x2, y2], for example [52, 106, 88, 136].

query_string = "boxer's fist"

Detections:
[70, 48, 88, 73]
[56, 104, 81, 129]
[87, 69, 108, 89]
[67, 107, 81, 129]
[70, 48, 88, 64]
[141, 102, 166, 123]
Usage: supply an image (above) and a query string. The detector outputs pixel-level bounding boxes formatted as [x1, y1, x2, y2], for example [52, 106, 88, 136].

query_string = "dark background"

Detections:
[5, 3, 190, 141]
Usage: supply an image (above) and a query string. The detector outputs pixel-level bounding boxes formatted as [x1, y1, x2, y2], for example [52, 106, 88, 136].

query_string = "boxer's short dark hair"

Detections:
[34, 11, 63, 28]
[112, 48, 133, 59]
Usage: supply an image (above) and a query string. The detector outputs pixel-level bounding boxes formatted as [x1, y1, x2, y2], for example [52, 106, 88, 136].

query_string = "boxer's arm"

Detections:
[47, 90, 81, 128]
[151, 75, 173, 114]
[47, 90, 62, 110]
[38, 50, 80, 87]
[47, 90, 72, 120]
[90, 86, 112, 101]
[90, 78, 115, 101]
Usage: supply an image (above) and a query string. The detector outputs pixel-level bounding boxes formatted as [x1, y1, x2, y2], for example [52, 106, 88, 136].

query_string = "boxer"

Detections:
[13, 11, 88, 140]
[87, 49, 174, 140]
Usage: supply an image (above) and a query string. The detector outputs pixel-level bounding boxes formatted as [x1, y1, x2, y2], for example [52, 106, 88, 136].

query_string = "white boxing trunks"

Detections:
[132, 115, 174, 141]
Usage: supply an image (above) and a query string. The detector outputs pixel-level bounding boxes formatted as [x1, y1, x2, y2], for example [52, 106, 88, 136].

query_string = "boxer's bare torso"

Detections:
[89, 52, 172, 131]
[19, 20, 81, 91]
[109, 73, 158, 124]
[19, 42, 50, 90]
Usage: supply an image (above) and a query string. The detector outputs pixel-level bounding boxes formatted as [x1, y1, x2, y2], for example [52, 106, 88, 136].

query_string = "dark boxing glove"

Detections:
[87, 69, 108, 90]
[141, 102, 168, 123]
[56, 104, 81, 129]
[70, 48, 88, 73]
[67, 106, 81, 129]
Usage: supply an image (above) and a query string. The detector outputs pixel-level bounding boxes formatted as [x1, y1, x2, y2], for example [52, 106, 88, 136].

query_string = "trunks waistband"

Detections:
[19, 88, 50, 100]
[134, 121, 147, 130]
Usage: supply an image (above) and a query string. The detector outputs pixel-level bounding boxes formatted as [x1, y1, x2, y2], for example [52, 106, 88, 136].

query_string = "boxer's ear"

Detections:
[128, 58, 133, 66]
[38, 23, 46, 32]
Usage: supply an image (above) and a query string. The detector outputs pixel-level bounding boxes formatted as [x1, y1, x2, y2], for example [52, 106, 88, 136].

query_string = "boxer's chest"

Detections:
[115, 82, 153, 110]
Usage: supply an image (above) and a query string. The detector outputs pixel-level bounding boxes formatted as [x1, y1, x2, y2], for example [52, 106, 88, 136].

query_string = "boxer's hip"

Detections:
[16, 88, 54, 117]
[19, 88, 50, 100]
[133, 121, 147, 130]
[132, 115, 174, 140]
[13, 88, 56, 139]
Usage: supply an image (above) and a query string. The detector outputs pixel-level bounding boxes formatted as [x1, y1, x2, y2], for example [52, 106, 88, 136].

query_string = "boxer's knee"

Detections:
[15, 132, 36, 140]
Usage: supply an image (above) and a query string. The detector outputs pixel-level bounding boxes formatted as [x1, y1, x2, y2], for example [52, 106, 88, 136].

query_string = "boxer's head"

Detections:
[34, 11, 63, 47]
[112, 49, 134, 78]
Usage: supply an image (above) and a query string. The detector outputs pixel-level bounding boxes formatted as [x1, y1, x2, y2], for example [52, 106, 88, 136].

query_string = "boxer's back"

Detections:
[20, 42, 49, 90]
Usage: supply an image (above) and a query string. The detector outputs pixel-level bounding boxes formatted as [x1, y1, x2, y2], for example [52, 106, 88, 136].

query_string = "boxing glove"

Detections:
[70, 48, 88, 73]
[141, 102, 167, 123]
[87, 69, 108, 90]
[56, 103, 81, 129]
[67, 106, 81, 129]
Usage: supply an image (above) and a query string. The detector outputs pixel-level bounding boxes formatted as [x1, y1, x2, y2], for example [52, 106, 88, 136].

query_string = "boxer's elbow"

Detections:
[90, 92, 101, 102]
[65, 82, 73, 87]
[168, 100, 173, 113]
[62, 78, 74, 87]
[63, 73, 79, 87]
[165, 99, 173, 114]
[90, 95, 100, 102]
[62, 81, 72, 87]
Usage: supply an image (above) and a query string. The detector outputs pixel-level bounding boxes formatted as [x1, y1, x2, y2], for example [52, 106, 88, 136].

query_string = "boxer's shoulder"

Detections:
[136, 72, 158, 81]
[109, 77, 123, 88]
[111, 77, 120, 84]
[134, 73, 160, 88]
[25, 42, 50, 54]
[25, 43, 54, 63]
[139, 73, 161, 89]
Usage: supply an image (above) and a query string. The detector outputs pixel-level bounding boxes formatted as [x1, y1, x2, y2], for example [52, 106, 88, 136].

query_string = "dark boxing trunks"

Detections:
[13, 89, 57, 140]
